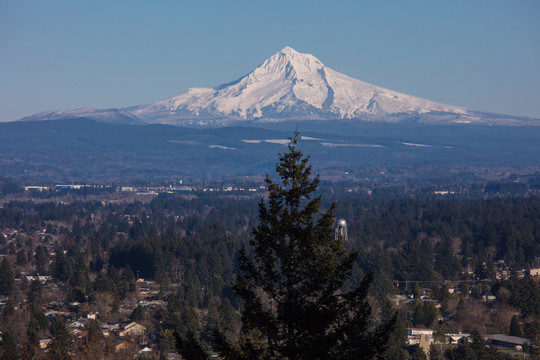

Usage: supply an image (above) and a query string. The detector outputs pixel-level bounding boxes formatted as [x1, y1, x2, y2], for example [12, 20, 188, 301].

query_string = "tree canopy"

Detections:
[216, 131, 394, 359]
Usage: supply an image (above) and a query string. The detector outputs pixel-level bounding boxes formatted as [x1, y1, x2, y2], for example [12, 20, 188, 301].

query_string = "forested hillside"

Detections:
[1, 193, 540, 358]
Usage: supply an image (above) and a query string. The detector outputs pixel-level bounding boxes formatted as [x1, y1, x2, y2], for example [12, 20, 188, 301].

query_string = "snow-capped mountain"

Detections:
[18, 47, 538, 126]
[129, 46, 472, 126]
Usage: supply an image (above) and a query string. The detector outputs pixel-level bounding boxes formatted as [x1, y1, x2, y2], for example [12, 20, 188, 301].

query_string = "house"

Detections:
[528, 268, 540, 276]
[39, 339, 52, 349]
[138, 299, 166, 308]
[391, 295, 408, 305]
[407, 328, 434, 345]
[139, 346, 153, 354]
[26, 275, 52, 283]
[86, 312, 98, 319]
[485, 334, 530, 351]
[102, 322, 120, 331]
[119, 322, 146, 337]
[24, 186, 49, 191]
[114, 341, 130, 352]
[446, 332, 470, 343]
[482, 291, 496, 302]
[69, 320, 86, 329]
[75, 331, 88, 341]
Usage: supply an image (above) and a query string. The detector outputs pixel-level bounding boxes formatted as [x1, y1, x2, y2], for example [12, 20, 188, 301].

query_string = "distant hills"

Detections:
[8, 47, 540, 184]
[18, 47, 539, 127]
[2, 118, 540, 184]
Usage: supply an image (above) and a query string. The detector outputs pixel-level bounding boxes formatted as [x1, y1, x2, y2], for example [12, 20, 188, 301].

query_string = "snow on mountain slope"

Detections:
[130, 46, 469, 125]
[17, 47, 539, 126]
[322, 67, 466, 118]
[19, 107, 145, 125]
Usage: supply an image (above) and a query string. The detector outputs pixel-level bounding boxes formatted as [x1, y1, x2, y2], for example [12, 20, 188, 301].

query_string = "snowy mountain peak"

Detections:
[21, 47, 538, 126]
[269, 46, 324, 72]
[261, 47, 326, 83]
[279, 46, 297, 55]
[130, 47, 470, 124]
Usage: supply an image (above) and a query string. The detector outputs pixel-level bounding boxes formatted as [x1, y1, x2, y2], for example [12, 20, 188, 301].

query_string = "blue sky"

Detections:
[1, 0, 539, 122]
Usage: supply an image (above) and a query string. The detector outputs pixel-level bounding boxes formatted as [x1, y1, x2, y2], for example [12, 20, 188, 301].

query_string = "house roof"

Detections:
[485, 334, 531, 345]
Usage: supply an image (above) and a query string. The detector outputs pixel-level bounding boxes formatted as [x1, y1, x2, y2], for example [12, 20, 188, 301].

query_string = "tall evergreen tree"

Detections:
[35, 245, 49, 274]
[509, 315, 523, 337]
[0, 331, 18, 360]
[28, 279, 43, 306]
[175, 330, 209, 360]
[0, 258, 14, 295]
[50, 316, 71, 360]
[217, 132, 394, 359]
[16, 249, 28, 266]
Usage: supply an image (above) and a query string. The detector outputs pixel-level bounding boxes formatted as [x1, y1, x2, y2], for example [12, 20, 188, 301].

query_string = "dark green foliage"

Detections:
[159, 329, 176, 352]
[31, 303, 50, 330]
[0, 331, 18, 360]
[16, 249, 27, 265]
[109, 242, 157, 279]
[0, 298, 15, 331]
[496, 275, 540, 318]
[27, 279, 42, 306]
[34, 244, 49, 274]
[509, 315, 523, 337]
[474, 262, 495, 281]
[84, 319, 104, 358]
[93, 271, 115, 293]
[52, 247, 72, 282]
[1, 167, 540, 358]
[434, 238, 462, 280]
[86, 319, 103, 345]
[25, 317, 40, 358]
[213, 329, 268, 360]
[398, 239, 435, 284]
[428, 343, 439, 360]
[0, 178, 22, 195]
[413, 282, 421, 299]
[218, 133, 394, 359]
[516, 280, 540, 318]
[1, 188, 540, 289]
[423, 302, 437, 328]
[164, 286, 202, 334]
[130, 305, 146, 322]
[458, 282, 469, 297]
[202, 298, 240, 344]
[27, 317, 40, 346]
[485, 181, 528, 195]
[382, 302, 410, 360]
[174, 330, 209, 360]
[456, 297, 465, 311]
[411, 345, 427, 360]
[412, 301, 437, 328]
[50, 316, 71, 360]
[67, 258, 92, 303]
[0, 258, 14, 295]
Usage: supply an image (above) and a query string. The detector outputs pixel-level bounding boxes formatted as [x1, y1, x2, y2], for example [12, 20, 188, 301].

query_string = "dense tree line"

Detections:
[1, 195, 540, 299]
[1, 190, 540, 358]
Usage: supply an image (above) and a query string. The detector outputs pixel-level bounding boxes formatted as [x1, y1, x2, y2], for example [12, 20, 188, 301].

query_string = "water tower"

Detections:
[335, 219, 348, 243]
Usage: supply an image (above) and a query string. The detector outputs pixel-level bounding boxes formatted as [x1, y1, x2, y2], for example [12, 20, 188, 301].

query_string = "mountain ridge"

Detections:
[3, 117, 540, 183]
[17, 47, 540, 127]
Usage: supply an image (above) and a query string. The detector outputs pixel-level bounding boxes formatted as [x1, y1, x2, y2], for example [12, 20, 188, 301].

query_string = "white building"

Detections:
[119, 322, 146, 337]
[407, 328, 434, 345]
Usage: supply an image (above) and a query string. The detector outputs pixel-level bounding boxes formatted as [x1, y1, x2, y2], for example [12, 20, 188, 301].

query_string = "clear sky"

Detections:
[1, 0, 539, 122]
